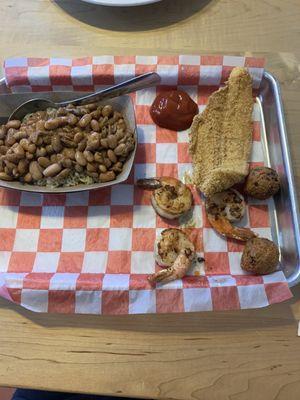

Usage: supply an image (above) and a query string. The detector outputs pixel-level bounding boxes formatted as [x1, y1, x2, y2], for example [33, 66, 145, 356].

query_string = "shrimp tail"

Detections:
[136, 178, 162, 189]
[148, 249, 193, 284]
[208, 214, 256, 241]
[148, 267, 175, 284]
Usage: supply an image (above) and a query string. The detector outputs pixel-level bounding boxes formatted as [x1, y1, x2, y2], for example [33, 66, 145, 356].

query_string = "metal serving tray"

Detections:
[257, 72, 300, 287]
[0, 72, 299, 286]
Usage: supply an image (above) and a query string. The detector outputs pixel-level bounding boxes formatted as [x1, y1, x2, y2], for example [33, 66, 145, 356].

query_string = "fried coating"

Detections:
[189, 67, 253, 196]
[244, 166, 280, 200]
[241, 237, 279, 275]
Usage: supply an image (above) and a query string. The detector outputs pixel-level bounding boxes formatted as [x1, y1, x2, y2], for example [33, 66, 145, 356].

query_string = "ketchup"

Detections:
[150, 90, 198, 131]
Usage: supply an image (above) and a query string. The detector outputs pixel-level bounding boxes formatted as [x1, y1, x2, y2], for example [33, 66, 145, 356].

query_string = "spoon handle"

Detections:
[59, 72, 161, 107]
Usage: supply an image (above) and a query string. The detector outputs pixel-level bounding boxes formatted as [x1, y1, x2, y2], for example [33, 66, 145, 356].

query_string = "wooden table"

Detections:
[0, 1, 300, 399]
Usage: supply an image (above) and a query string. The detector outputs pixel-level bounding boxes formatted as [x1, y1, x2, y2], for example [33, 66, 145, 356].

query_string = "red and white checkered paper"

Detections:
[0, 55, 292, 315]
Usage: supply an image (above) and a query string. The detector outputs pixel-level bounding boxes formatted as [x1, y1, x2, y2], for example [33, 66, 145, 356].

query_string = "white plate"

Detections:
[82, 0, 161, 6]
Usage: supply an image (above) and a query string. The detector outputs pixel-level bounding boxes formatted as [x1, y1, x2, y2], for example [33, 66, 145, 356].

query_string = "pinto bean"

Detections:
[85, 103, 98, 111]
[43, 163, 62, 177]
[99, 170, 115, 182]
[27, 143, 36, 154]
[6, 120, 21, 129]
[17, 159, 29, 175]
[116, 129, 125, 140]
[55, 168, 71, 181]
[13, 144, 25, 158]
[0, 145, 8, 155]
[90, 109, 101, 119]
[74, 132, 84, 143]
[4, 160, 17, 171]
[62, 158, 72, 168]
[61, 148, 75, 160]
[100, 138, 108, 148]
[50, 154, 58, 163]
[46, 144, 54, 154]
[117, 119, 126, 130]
[6, 153, 20, 163]
[45, 118, 60, 130]
[107, 149, 117, 163]
[103, 158, 112, 168]
[24, 172, 33, 183]
[86, 138, 99, 151]
[51, 135, 62, 152]
[56, 154, 64, 162]
[13, 131, 28, 141]
[102, 105, 113, 117]
[107, 135, 118, 149]
[20, 139, 29, 151]
[36, 136, 44, 146]
[67, 114, 78, 126]
[57, 107, 68, 116]
[36, 120, 45, 132]
[29, 131, 39, 144]
[29, 161, 43, 180]
[36, 147, 47, 157]
[99, 116, 108, 128]
[6, 130, 16, 146]
[75, 151, 87, 166]
[114, 143, 126, 156]
[98, 164, 107, 173]
[26, 152, 34, 160]
[38, 157, 51, 168]
[111, 162, 123, 173]
[77, 139, 87, 152]
[83, 150, 94, 162]
[86, 163, 97, 172]
[90, 119, 100, 132]
[78, 114, 92, 128]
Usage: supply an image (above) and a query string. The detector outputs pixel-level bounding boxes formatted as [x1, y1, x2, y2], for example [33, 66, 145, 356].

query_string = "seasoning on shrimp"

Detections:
[205, 188, 256, 241]
[149, 228, 197, 284]
[137, 176, 193, 219]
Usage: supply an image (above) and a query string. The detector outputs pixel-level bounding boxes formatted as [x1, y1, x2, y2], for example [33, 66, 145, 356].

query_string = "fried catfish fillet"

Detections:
[189, 67, 253, 197]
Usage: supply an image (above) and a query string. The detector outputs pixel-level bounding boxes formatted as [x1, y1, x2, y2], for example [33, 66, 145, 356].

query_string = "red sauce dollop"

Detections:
[150, 90, 198, 131]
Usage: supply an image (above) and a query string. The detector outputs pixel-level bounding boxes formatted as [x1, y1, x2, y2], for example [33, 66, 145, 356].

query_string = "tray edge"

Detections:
[264, 71, 300, 287]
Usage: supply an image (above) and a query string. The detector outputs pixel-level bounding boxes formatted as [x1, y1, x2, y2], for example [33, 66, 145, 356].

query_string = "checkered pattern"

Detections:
[4, 55, 266, 92]
[0, 55, 291, 315]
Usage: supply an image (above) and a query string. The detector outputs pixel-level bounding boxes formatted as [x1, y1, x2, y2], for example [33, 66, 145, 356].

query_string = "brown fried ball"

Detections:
[244, 166, 280, 200]
[241, 237, 279, 275]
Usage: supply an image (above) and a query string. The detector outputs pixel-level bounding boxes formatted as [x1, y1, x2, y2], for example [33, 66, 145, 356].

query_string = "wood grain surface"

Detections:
[0, 0, 300, 399]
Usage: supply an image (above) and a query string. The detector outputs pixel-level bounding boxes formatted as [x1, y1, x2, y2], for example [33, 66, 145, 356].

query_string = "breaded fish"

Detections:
[189, 67, 253, 197]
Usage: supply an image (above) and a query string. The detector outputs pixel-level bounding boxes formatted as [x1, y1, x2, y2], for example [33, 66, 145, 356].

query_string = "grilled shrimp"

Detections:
[149, 228, 195, 284]
[205, 189, 256, 241]
[137, 177, 193, 219]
